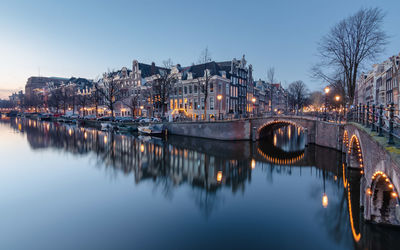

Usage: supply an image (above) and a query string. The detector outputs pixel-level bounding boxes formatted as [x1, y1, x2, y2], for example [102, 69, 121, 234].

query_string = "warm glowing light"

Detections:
[322, 193, 328, 208]
[104, 135, 108, 144]
[140, 144, 145, 152]
[334, 176, 337, 181]
[251, 97, 256, 103]
[251, 159, 256, 169]
[140, 106, 144, 110]
[68, 128, 72, 136]
[217, 94, 222, 101]
[391, 192, 398, 198]
[324, 86, 330, 94]
[389, 184, 394, 189]
[217, 171, 223, 182]
[335, 95, 340, 102]
[348, 187, 361, 242]
[273, 134, 277, 146]
[366, 188, 372, 195]
[84, 132, 87, 139]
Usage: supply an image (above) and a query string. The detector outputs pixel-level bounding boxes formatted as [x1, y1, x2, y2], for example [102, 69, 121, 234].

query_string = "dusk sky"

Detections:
[0, 0, 399, 99]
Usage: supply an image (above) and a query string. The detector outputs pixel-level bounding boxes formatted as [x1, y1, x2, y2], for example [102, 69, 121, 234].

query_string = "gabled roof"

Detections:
[138, 63, 170, 78]
[182, 61, 231, 80]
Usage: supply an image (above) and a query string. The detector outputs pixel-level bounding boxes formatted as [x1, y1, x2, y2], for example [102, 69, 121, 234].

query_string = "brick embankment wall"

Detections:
[166, 120, 250, 140]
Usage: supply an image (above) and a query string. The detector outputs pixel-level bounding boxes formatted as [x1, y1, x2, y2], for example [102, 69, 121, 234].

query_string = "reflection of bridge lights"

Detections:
[84, 132, 87, 139]
[273, 134, 277, 146]
[288, 126, 291, 139]
[104, 135, 108, 144]
[217, 171, 222, 182]
[322, 193, 328, 208]
[68, 128, 72, 136]
[251, 159, 256, 169]
[347, 186, 362, 242]
[257, 148, 305, 165]
[140, 144, 145, 152]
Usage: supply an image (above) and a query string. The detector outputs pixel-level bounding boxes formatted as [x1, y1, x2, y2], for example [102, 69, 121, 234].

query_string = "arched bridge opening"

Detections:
[257, 120, 306, 140]
[366, 171, 400, 225]
[347, 135, 364, 170]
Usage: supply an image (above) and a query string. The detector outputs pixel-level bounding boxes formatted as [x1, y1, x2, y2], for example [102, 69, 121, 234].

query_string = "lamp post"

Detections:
[324, 87, 330, 121]
[140, 105, 144, 117]
[252, 97, 256, 117]
[217, 94, 222, 120]
[335, 95, 341, 123]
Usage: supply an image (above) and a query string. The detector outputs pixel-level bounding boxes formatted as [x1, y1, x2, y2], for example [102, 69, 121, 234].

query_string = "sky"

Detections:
[0, 0, 399, 99]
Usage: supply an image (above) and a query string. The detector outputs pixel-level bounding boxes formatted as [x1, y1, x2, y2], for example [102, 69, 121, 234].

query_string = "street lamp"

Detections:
[335, 95, 341, 123]
[252, 97, 256, 117]
[217, 94, 222, 120]
[140, 105, 144, 117]
[324, 86, 330, 121]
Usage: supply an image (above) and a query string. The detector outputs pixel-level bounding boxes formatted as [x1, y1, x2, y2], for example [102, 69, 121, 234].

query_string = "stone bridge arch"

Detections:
[250, 116, 317, 144]
[364, 167, 400, 225]
[347, 134, 365, 170]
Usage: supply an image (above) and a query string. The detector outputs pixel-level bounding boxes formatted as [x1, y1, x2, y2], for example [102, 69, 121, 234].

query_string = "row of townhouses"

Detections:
[355, 53, 400, 111]
[20, 55, 289, 119]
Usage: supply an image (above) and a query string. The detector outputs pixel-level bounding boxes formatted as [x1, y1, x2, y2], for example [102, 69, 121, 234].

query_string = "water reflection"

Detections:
[2, 118, 400, 249]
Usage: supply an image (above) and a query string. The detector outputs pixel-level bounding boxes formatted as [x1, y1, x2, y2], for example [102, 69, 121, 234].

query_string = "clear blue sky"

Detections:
[0, 0, 399, 98]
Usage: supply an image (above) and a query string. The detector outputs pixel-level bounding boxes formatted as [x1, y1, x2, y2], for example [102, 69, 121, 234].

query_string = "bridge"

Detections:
[166, 115, 400, 226]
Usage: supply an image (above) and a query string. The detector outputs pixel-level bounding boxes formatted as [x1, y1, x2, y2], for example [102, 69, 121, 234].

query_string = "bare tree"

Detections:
[91, 79, 102, 117]
[197, 47, 213, 119]
[48, 88, 63, 113]
[95, 73, 123, 119]
[313, 7, 388, 105]
[288, 80, 309, 112]
[152, 59, 177, 118]
[308, 91, 324, 109]
[267, 67, 276, 112]
[76, 93, 90, 117]
[121, 91, 140, 118]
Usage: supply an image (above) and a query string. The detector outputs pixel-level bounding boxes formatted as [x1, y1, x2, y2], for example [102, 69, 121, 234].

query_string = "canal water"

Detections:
[0, 118, 399, 249]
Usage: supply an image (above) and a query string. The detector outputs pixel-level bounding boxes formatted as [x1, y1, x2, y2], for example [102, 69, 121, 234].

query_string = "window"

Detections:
[179, 99, 182, 108]
[194, 100, 198, 110]
[210, 83, 214, 92]
[210, 97, 214, 110]
[170, 100, 173, 110]
[226, 84, 229, 95]
[194, 85, 198, 93]
[189, 85, 192, 94]
[189, 100, 193, 109]
[218, 83, 222, 93]
[201, 98, 205, 110]
[179, 87, 182, 95]
[184, 86, 187, 94]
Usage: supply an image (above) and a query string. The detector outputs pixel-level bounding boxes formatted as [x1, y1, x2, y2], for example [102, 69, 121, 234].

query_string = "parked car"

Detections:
[97, 116, 113, 121]
[151, 117, 161, 123]
[139, 118, 151, 123]
[84, 115, 97, 120]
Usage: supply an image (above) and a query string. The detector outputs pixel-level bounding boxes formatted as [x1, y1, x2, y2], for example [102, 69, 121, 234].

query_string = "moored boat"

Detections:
[138, 124, 164, 135]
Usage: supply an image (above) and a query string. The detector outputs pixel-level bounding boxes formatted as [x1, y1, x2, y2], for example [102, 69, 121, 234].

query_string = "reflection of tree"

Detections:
[191, 186, 223, 218]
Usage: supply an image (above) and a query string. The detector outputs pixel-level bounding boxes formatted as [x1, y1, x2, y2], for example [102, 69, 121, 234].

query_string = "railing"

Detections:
[348, 102, 400, 146]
